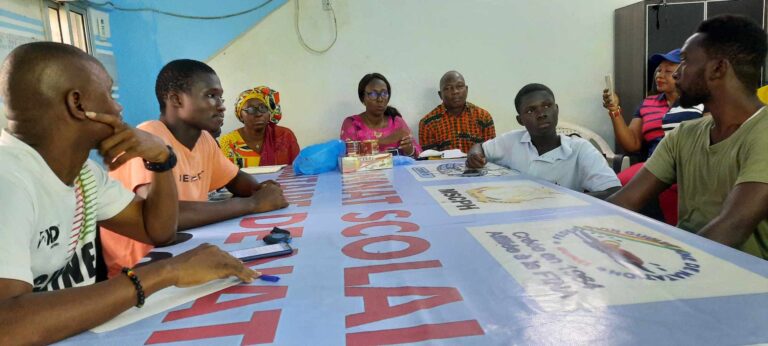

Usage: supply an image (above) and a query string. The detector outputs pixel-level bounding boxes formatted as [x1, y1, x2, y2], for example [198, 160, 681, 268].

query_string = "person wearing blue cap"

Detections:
[602, 48, 704, 225]
[603, 48, 703, 159]
[609, 15, 768, 260]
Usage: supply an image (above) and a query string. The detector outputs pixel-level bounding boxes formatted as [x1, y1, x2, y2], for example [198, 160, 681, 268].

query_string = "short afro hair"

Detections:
[155, 59, 216, 112]
[696, 15, 767, 89]
[514, 83, 555, 113]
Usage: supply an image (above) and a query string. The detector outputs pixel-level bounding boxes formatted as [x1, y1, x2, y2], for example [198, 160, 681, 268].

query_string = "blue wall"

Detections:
[106, 0, 287, 125]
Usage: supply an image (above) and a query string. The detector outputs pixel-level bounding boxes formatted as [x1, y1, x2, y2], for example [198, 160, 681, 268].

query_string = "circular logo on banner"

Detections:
[436, 162, 487, 177]
[467, 186, 559, 204]
[552, 225, 700, 282]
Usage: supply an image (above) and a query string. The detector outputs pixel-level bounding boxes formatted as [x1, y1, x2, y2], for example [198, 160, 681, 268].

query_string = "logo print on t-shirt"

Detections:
[180, 170, 204, 182]
[37, 225, 60, 249]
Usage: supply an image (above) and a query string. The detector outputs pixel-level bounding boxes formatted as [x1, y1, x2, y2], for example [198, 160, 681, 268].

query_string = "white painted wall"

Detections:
[0, 0, 46, 130]
[211, 0, 638, 149]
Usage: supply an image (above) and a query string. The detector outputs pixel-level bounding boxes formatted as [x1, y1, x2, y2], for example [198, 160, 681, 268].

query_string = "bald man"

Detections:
[418, 71, 495, 154]
[0, 42, 258, 344]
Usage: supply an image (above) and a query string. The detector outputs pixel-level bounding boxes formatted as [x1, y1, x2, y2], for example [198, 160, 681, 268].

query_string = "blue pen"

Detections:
[259, 275, 280, 282]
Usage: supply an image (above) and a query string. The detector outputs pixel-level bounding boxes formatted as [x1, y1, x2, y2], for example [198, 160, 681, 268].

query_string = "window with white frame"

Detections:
[45, 1, 90, 53]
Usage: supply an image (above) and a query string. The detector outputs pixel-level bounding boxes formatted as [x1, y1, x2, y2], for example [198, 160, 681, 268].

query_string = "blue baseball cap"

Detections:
[649, 48, 681, 65]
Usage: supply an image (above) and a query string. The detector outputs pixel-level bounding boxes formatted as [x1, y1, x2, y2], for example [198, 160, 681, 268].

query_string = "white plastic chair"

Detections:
[556, 121, 630, 173]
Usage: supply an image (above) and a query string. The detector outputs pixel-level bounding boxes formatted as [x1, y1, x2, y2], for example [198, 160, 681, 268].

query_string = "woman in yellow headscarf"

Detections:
[219, 86, 300, 168]
[758, 85, 768, 105]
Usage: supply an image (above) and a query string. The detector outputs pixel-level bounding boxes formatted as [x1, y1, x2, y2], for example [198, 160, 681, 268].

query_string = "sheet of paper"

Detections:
[441, 149, 466, 159]
[418, 149, 442, 158]
[241, 164, 286, 174]
[91, 278, 240, 333]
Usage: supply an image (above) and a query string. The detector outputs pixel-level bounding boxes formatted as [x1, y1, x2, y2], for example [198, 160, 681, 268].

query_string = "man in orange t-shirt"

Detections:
[101, 60, 288, 277]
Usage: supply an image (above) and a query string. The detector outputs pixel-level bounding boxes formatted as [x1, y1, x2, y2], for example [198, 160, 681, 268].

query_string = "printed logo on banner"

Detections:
[468, 215, 768, 311]
[408, 162, 515, 181]
[424, 180, 589, 216]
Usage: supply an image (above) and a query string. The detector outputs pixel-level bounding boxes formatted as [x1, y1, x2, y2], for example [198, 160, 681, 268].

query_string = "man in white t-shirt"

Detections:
[0, 42, 258, 344]
[467, 83, 620, 199]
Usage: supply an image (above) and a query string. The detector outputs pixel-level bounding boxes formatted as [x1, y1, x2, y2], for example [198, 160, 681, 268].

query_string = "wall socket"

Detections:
[321, 0, 332, 11]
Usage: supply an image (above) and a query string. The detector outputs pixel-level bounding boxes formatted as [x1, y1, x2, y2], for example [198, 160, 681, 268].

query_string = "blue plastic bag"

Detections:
[292, 139, 345, 175]
[392, 155, 415, 166]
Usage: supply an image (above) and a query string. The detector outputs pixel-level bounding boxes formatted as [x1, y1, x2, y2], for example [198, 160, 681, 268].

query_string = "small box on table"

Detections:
[339, 153, 393, 174]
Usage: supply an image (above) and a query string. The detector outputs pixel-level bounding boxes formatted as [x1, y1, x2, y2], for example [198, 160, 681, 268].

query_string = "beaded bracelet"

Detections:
[122, 267, 145, 308]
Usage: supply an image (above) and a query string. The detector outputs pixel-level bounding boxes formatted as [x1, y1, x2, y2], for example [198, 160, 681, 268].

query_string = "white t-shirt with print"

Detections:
[0, 130, 134, 291]
[482, 129, 620, 192]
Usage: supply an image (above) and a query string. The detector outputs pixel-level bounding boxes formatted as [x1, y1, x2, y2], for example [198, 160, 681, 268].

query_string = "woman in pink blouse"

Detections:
[340, 73, 421, 157]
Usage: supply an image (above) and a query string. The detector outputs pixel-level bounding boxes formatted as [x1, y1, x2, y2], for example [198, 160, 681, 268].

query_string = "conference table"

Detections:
[63, 160, 768, 345]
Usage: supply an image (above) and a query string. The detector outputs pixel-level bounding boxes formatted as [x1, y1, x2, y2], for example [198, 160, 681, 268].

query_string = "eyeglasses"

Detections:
[365, 90, 390, 100]
[241, 104, 271, 115]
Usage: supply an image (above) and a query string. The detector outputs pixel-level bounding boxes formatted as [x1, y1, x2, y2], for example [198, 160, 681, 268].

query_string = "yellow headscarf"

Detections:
[234, 86, 282, 124]
[758, 85, 768, 105]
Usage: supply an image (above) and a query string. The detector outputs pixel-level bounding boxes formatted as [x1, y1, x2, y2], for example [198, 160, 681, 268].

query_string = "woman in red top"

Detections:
[219, 86, 300, 168]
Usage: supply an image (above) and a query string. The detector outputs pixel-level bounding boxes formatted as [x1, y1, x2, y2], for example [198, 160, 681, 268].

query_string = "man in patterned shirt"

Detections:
[418, 71, 495, 153]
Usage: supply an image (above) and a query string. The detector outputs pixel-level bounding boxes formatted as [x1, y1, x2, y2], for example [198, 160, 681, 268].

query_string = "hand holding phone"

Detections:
[604, 74, 613, 96]
[602, 74, 620, 112]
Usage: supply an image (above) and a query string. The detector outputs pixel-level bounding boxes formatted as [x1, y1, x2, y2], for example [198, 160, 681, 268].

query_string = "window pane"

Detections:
[69, 11, 88, 52]
[47, 7, 62, 43]
[58, 7, 71, 45]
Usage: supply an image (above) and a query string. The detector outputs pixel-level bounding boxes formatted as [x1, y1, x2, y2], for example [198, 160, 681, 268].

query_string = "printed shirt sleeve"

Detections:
[418, 117, 431, 150]
[89, 160, 135, 221]
[644, 126, 679, 185]
[418, 110, 438, 151]
[482, 110, 496, 141]
[0, 172, 35, 284]
[206, 134, 239, 191]
[218, 131, 237, 165]
[575, 141, 621, 192]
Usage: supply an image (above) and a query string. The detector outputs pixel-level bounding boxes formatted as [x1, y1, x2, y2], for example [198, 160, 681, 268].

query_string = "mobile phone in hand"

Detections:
[230, 243, 293, 262]
[604, 74, 614, 96]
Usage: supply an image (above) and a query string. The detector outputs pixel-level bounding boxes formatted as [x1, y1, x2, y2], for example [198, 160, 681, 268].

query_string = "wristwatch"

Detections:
[143, 145, 177, 172]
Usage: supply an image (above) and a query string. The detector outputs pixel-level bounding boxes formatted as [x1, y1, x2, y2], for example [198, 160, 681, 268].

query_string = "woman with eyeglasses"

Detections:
[340, 73, 421, 157]
[219, 86, 300, 168]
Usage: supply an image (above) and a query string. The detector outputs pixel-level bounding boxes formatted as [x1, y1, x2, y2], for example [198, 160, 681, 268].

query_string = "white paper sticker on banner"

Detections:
[425, 180, 588, 215]
[467, 215, 768, 312]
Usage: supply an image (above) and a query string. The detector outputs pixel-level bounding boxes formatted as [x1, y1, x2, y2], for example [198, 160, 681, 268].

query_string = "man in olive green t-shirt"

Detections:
[608, 15, 768, 260]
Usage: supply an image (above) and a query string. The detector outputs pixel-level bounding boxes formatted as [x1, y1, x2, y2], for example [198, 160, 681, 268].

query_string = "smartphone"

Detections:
[604, 74, 614, 95]
[230, 243, 293, 262]
[462, 168, 484, 177]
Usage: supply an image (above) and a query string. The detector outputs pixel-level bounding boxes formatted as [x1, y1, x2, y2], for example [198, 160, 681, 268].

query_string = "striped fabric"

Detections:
[633, 94, 669, 156]
[661, 104, 705, 133]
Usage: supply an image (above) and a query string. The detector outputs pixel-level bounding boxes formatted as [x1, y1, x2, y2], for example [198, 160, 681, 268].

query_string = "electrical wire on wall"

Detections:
[80, 0, 276, 20]
[294, 0, 338, 54]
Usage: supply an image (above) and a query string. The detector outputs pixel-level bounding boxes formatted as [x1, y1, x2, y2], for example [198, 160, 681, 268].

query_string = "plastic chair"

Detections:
[556, 121, 630, 173]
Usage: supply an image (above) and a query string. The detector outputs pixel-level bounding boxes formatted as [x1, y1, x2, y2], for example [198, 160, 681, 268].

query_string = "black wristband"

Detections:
[143, 145, 177, 172]
[121, 267, 145, 308]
